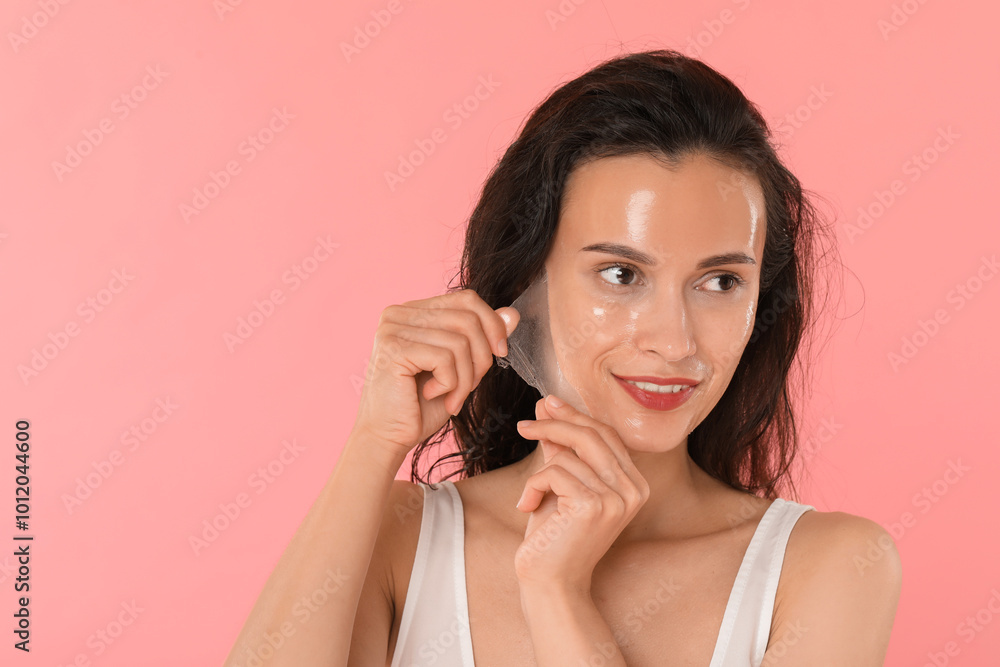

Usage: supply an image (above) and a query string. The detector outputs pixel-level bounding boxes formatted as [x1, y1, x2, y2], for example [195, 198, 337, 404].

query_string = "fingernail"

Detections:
[547, 395, 564, 408]
[498, 338, 508, 356]
[517, 420, 533, 429]
[516, 490, 526, 509]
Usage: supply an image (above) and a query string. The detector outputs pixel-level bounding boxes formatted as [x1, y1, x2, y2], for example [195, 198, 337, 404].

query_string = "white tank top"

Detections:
[389, 479, 815, 667]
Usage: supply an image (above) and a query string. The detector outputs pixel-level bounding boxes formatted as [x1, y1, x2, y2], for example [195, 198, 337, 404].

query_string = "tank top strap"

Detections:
[711, 497, 815, 667]
[389, 480, 475, 667]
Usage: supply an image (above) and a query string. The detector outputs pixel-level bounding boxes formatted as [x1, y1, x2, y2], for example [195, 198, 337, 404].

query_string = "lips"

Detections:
[613, 374, 698, 411]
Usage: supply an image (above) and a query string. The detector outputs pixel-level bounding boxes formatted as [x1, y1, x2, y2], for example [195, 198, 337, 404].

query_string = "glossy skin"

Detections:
[516, 151, 769, 552]
[543, 151, 764, 457]
[348, 153, 901, 666]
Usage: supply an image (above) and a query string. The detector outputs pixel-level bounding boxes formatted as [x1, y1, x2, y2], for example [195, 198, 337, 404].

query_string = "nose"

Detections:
[628, 288, 696, 361]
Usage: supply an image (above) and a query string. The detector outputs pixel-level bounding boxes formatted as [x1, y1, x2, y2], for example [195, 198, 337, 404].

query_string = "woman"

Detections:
[224, 49, 901, 666]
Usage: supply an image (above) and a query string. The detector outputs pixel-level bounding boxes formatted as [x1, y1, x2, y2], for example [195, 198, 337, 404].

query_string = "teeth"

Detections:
[625, 380, 689, 394]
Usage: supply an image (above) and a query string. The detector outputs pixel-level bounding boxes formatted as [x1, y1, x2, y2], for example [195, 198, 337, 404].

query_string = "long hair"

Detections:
[408, 49, 839, 501]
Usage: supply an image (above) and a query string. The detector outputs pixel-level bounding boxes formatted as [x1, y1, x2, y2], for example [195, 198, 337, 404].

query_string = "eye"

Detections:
[596, 262, 641, 287]
[703, 273, 747, 293]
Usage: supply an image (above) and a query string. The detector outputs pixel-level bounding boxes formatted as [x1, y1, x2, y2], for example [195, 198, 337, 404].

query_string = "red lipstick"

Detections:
[613, 374, 698, 411]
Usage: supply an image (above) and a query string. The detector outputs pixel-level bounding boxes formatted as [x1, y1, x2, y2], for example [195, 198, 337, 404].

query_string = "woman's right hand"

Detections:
[351, 288, 519, 459]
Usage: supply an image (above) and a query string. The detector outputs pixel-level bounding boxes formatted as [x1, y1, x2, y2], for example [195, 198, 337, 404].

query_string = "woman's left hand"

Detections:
[514, 394, 650, 596]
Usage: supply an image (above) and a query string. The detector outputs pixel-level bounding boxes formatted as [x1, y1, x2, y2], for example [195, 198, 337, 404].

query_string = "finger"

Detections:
[518, 418, 624, 490]
[382, 323, 475, 415]
[403, 289, 513, 358]
[382, 333, 462, 410]
[517, 464, 603, 514]
[535, 449, 612, 498]
[385, 305, 493, 385]
[538, 396, 643, 489]
[531, 399, 569, 462]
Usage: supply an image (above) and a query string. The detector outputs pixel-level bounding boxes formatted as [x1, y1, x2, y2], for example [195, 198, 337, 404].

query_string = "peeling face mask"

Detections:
[496, 268, 651, 438]
[496, 269, 591, 415]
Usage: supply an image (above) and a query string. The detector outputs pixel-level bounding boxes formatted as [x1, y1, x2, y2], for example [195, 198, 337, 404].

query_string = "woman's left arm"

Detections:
[760, 512, 902, 665]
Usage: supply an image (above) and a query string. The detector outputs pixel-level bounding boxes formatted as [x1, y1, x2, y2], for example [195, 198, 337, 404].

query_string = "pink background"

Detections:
[2, 1, 997, 665]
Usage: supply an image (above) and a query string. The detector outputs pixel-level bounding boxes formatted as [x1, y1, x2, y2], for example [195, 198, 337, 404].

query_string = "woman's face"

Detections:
[543, 151, 767, 452]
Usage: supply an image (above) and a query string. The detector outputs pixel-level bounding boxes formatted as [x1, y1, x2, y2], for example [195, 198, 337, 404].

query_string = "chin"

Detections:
[616, 428, 687, 455]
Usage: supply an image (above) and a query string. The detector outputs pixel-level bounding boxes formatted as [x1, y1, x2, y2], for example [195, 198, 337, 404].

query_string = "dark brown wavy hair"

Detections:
[409, 49, 839, 501]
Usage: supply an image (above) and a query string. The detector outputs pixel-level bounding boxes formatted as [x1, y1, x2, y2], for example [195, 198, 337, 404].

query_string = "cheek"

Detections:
[701, 299, 756, 371]
[551, 293, 636, 367]
[551, 294, 604, 367]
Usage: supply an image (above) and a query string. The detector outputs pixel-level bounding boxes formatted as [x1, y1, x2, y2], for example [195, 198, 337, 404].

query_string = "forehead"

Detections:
[556, 152, 766, 260]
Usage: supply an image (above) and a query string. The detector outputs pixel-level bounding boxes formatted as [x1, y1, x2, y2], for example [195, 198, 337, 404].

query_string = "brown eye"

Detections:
[704, 273, 746, 293]
[598, 264, 639, 286]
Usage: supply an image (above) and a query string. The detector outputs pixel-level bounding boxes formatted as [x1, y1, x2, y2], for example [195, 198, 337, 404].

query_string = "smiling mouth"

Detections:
[612, 374, 699, 411]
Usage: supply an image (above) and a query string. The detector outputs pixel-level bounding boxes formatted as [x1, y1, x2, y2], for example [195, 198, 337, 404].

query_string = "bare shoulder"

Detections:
[782, 508, 903, 583]
[768, 508, 903, 661]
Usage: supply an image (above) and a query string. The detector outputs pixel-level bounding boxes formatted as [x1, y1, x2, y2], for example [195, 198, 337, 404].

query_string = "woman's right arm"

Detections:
[222, 289, 518, 667]
[222, 429, 408, 667]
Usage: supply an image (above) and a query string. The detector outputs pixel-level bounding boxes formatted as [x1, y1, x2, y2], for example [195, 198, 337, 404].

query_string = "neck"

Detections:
[510, 436, 725, 543]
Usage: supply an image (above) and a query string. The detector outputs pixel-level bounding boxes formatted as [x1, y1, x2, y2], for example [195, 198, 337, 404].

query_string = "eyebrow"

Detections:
[579, 242, 756, 270]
